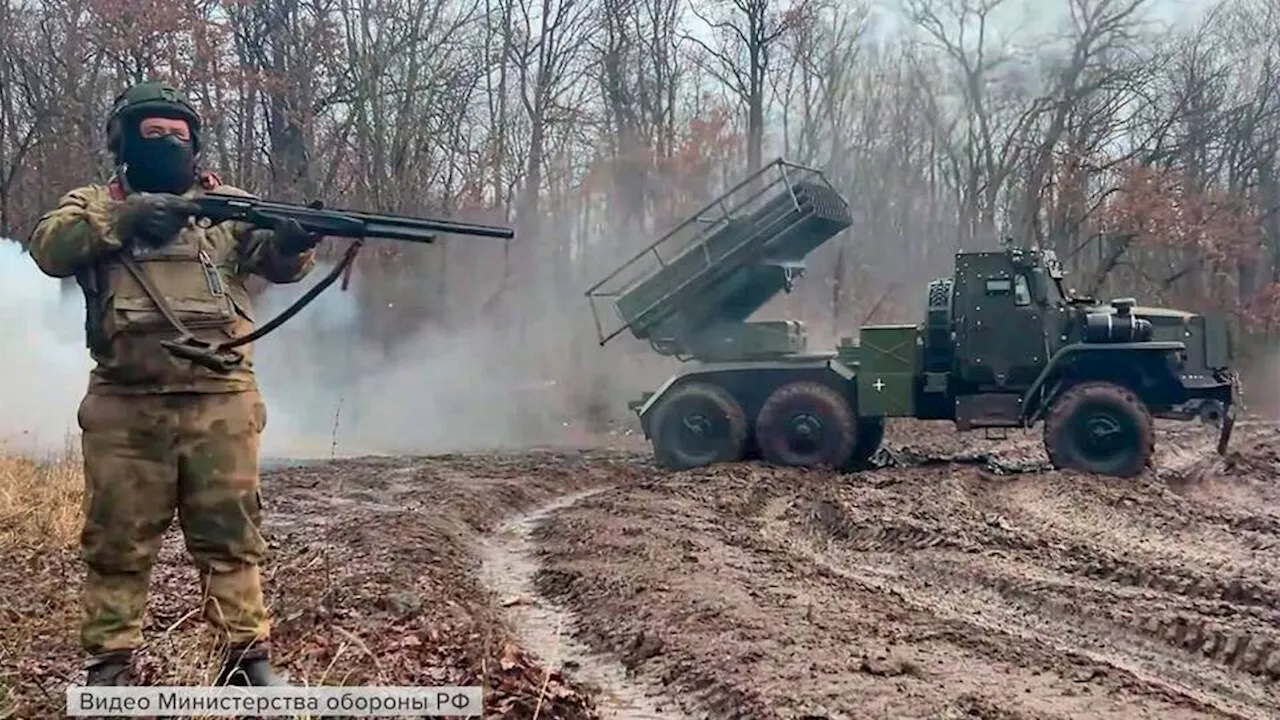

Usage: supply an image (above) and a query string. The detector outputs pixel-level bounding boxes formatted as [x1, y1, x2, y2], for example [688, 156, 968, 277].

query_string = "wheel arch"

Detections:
[1021, 342, 1186, 424]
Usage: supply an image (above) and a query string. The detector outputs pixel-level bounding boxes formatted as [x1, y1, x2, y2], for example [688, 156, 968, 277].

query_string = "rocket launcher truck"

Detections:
[585, 159, 1239, 478]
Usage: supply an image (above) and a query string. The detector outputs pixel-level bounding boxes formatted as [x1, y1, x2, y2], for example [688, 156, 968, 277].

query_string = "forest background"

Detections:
[2, 0, 1278, 454]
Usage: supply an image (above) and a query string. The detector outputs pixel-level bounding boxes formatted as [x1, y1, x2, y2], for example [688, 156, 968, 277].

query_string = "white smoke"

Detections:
[0, 240, 95, 454]
[0, 239, 586, 459]
[251, 262, 577, 458]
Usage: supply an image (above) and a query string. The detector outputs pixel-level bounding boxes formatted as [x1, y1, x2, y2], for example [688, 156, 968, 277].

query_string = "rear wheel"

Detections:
[1043, 381, 1154, 477]
[649, 382, 749, 470]
[755, 381, 857, 469]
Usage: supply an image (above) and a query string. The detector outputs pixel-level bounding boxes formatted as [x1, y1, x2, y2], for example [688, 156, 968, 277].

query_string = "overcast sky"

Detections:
[866, 0, 1218, 39]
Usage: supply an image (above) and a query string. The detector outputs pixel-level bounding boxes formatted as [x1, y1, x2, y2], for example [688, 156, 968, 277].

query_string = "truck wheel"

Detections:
[846, 417, 885, 470]
[649, 382, 749, 470]
[1043, 381, 1154, 477]
[755, 381, 857, 469]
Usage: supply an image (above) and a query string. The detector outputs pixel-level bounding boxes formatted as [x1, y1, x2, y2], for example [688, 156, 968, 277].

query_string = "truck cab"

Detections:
[929, 245, 1235, 434]
[951, 248, 1065, 394]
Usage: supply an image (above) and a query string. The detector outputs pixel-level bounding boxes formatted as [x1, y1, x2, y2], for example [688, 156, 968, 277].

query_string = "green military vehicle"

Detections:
[585, 160, 1239, 478]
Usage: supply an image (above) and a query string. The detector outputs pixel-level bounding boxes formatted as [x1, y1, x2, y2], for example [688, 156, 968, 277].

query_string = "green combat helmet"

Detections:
[105, 80, 203, 158]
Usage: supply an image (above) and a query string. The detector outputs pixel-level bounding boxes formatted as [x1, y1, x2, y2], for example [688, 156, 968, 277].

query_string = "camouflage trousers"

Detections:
[76, 389, 272, 655]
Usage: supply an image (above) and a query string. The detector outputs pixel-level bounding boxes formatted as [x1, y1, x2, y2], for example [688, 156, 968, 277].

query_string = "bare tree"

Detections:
[905, 0, 1049, 248]
[683, 0, 813, 172]
[507, 0, 596, 239]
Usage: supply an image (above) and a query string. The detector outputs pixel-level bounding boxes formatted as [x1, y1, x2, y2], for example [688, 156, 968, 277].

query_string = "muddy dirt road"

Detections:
[526, 422, 1280, 719]
[6, 420, 1280, 719]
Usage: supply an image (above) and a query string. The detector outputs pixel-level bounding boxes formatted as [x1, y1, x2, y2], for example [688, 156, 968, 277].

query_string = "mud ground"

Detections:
[2, 450, 646, 718]
[4, 420, 1279, 719]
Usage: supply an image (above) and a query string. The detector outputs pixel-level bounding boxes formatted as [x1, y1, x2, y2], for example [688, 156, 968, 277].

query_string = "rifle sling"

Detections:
[116, 240, 364, 373]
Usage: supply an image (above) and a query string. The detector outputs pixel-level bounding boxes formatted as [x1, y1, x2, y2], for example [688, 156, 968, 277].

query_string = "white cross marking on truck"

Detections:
[873, 378, 885, 391]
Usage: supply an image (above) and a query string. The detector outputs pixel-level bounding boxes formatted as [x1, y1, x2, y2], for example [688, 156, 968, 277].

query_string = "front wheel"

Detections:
[648, 382, 749, 471]
[755, 381, 857, 469]
[1043, 381, 1154, 477]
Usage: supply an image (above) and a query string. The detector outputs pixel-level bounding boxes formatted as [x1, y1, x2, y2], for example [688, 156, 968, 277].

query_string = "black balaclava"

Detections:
[120, 123, 197, 194]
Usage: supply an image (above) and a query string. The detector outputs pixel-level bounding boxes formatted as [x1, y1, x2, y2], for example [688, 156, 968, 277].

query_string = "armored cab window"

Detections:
[1014, 275, 1031, 306]
[985, 278, 1012, 295]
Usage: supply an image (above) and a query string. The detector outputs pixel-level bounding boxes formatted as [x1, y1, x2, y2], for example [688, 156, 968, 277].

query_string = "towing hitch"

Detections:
[1217, 407, 1236, 456]
[1216, 371, 1242, 456]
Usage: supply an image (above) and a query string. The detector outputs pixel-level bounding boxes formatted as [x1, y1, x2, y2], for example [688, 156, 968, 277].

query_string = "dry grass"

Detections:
[0, 443, 83, 719]
[0, 442, 83, 551]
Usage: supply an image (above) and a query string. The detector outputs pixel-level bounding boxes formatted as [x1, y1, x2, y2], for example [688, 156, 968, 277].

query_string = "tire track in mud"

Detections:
[794, 459, 1280, 717]
[802, 536, 1280, 708]
[257, 448, 666, 719]
[972, 561, 1280, 680]
[527, 423, 1280, 720]
[766, 491, 1275, 719]
[821, 468, 1280, 620]
[534, 477, 1108, 720]
[478, 489, 691, 720]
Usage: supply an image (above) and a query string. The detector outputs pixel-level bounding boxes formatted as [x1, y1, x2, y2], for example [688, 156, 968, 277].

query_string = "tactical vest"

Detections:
[79, 175, 260, 391]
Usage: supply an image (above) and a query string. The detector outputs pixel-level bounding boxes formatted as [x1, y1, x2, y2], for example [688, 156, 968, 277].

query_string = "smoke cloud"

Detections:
[0, 239, 649, 459]
[250, 262, 593, 458]
[0, 241, 95, 454]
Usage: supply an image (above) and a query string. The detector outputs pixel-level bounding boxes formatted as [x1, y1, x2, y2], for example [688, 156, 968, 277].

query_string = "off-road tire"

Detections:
[755, 381, 857, 469]
[649, 382, 749, 471]
[846, 417, 885, 470]
[1043, 381, 1154, 477]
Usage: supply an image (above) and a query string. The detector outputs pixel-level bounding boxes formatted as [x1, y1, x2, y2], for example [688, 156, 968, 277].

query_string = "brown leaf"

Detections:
[498, 643, 522, 671]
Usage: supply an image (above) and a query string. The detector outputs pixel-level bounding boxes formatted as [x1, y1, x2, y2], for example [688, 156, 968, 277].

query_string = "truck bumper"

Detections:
[628, 393, 654, 414]
[1159, 370, 1238, 455]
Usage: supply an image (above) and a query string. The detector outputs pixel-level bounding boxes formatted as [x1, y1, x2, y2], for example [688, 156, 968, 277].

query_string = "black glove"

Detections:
[113, 193, 199, 248]
[271, 217, 323, 254]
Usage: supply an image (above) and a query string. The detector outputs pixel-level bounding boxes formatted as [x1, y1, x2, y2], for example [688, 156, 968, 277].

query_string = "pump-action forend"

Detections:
[189, 194, 516, 242]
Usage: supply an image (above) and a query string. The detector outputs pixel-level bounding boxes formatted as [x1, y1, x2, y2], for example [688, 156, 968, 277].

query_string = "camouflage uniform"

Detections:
[26, 81, 317, 686]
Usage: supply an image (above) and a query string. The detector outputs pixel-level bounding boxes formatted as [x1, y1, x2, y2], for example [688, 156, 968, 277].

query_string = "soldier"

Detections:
[26, 80, 322, 686]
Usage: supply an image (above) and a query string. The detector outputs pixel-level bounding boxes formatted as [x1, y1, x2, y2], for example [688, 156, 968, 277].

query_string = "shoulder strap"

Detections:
[75, 180, 123, 353]
[74, 265, 110, 354]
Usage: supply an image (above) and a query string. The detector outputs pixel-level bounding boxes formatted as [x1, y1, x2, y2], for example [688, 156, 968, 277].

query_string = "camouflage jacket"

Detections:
[27, 173, 317, 395]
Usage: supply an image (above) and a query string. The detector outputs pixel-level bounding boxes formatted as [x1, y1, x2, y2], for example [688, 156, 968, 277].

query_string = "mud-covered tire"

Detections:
[846, 417, 885, 470]
[1043, 381, 1154, 477]
[649, 382, 749, 471]
[756, 381, 857, 469]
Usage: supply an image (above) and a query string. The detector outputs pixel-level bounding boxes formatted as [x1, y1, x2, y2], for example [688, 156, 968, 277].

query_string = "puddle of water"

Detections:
[478, 489, 691, 720]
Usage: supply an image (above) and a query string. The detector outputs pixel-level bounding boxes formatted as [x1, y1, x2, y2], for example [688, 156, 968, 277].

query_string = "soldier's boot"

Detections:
[85, 650, 134, 686]
[216, 644, 290, 687]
